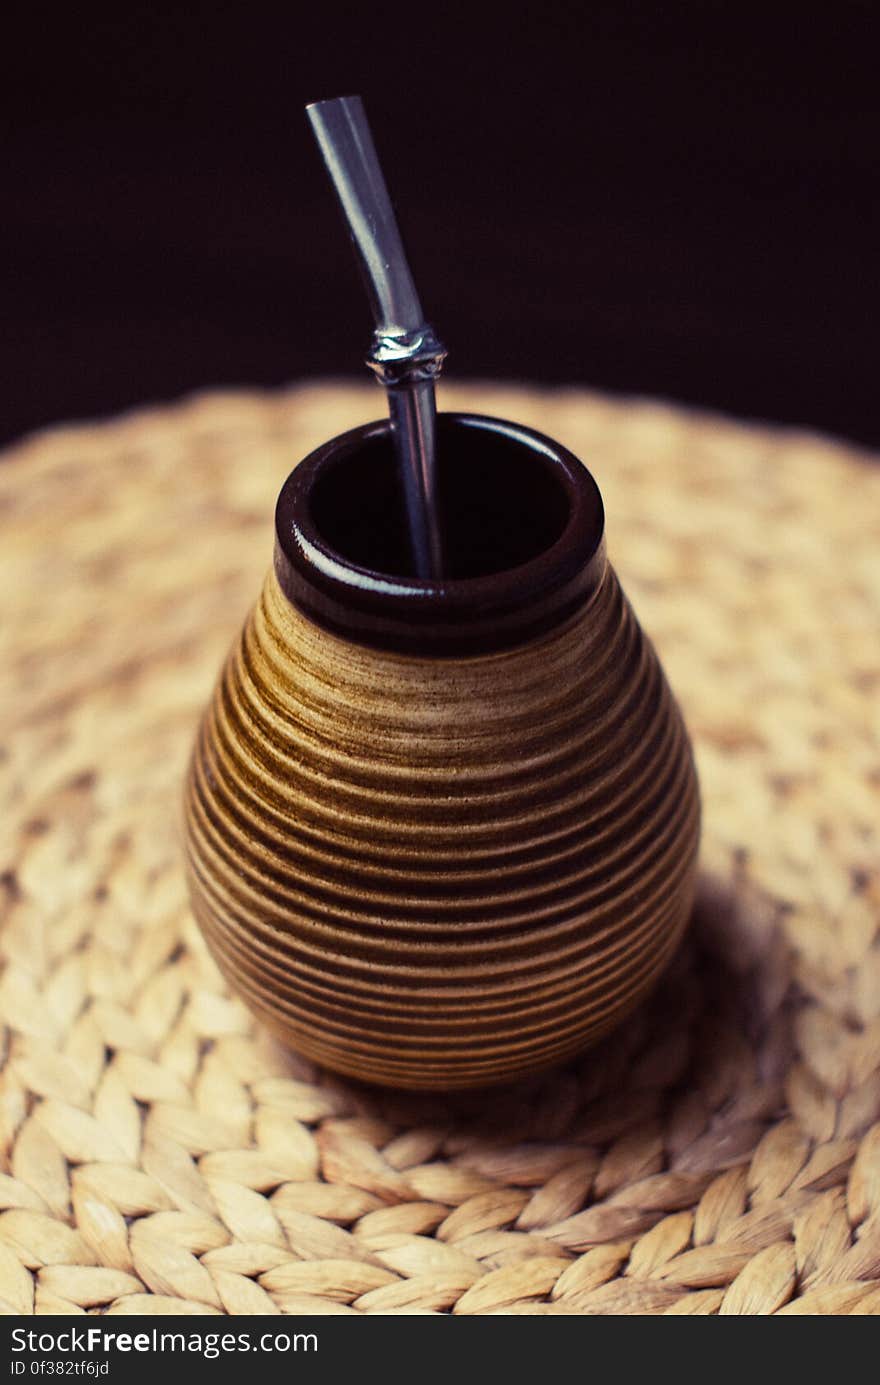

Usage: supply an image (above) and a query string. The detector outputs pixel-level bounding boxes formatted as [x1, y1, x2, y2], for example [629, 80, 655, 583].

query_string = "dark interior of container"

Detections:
[307, 424, 572, 580]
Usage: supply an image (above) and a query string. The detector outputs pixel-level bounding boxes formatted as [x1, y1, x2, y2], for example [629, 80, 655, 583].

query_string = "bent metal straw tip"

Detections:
[305, 95, 445, 579]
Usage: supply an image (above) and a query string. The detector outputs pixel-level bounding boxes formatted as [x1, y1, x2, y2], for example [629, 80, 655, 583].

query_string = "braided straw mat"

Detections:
[2, 382, 879, 1317]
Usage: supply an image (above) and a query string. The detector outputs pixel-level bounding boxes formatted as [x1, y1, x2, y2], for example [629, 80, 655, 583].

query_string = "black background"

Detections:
[3, 2, 878, 448]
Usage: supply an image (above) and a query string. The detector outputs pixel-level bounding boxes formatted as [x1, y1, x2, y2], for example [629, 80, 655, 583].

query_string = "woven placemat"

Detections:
[2, 381, 879, 1317]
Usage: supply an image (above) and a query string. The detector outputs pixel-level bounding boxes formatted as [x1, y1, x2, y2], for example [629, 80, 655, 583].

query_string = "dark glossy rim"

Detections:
[273, 413, 606, 655]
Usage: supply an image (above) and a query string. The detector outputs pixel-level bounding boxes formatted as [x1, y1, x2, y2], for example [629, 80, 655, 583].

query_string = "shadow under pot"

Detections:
[184, 412, 701, 1090]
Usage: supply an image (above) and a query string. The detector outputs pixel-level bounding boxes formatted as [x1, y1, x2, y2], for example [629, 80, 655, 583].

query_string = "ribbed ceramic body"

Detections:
[184, 416, 700, 1090]
[185, 415, 699, 1088]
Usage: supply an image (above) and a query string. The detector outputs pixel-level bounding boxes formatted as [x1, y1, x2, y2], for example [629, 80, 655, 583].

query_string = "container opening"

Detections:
[308, 421, 571, 579]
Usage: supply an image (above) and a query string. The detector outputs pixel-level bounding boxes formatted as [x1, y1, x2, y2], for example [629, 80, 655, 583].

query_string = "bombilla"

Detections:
[305, 94, 446, 579]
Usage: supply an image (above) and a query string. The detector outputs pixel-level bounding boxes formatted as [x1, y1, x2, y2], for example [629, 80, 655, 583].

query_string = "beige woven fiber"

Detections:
[2, 381, 879, 1316]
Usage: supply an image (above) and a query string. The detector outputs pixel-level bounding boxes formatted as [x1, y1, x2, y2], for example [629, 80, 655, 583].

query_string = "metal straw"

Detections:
[305, 95, 446, 579]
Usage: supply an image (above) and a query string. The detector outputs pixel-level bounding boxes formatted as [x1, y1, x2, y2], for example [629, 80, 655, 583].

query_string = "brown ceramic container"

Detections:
[184, 414, 700, 1089]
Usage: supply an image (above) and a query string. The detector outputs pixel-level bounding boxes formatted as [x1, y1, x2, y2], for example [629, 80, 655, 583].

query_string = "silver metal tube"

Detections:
[387, 379, 444, 579]
[306, 95, 422, 333]
[306, 95, 445, 578]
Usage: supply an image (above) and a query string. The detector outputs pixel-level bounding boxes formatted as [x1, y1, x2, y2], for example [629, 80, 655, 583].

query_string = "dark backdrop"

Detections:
[3, 2, 878, 447]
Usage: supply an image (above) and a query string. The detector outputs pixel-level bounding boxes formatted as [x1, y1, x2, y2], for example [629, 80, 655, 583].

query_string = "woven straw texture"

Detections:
[2, 381, 879, 1317]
